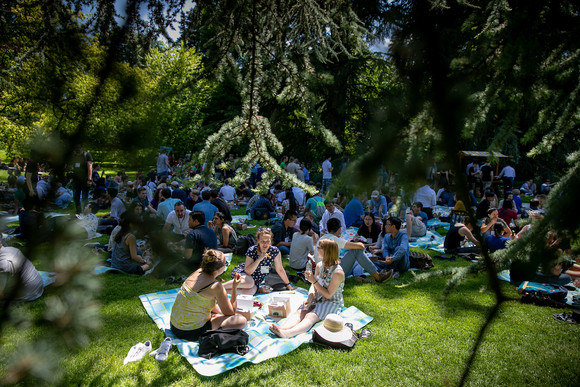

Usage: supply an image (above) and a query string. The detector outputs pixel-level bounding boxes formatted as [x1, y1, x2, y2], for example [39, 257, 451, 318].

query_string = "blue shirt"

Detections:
[369, 196, 388, 217]
[157, 198, 181, 222]
[485, 235, 510, 253]
[513, 196, 523, 213]
[254, 196, 276, 212]
[193, 200, 219, 227]
[383, 230, 410, 273]
[343, 198, 364, 227]
[416, 211, 428, 227]
[185, 225, 218, 267]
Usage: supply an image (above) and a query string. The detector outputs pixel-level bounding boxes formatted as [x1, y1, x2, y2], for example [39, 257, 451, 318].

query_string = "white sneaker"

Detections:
[123, 340, 152, 365]
[150, 337, 172, 361]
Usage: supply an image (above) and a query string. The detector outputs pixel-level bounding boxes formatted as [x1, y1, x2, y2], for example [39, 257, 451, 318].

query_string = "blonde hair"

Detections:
[256, 228, 273, 241]
[201, 249, 225, 274]
[318, 239, 340, 267]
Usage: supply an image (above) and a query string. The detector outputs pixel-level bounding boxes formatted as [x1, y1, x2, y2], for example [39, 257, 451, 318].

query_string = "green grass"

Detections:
[1, 209, 579, 386]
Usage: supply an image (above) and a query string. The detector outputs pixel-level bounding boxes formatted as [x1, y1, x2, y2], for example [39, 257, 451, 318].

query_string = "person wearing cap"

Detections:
[69, 144, 93, 214]
[368, 190, 388, 219]
[170, 181, 187, 203]
[270, 238, 344, 338]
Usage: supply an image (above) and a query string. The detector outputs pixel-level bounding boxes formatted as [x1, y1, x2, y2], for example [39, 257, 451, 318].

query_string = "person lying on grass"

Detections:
[224, 227, 295, 295]
[170, 249, 247, 341]
[270, 239, 344, 338]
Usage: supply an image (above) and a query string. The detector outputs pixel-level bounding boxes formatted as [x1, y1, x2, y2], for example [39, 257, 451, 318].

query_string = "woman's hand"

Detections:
[232, 272, 242, 289]
[304, 270, 315, 284]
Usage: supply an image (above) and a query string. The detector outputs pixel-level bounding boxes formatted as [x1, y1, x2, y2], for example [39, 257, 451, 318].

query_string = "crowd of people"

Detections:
[1, 149, 577, 342]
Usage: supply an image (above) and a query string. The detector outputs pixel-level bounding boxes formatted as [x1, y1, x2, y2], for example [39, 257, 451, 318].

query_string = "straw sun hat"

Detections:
[313, 314, 352, 342]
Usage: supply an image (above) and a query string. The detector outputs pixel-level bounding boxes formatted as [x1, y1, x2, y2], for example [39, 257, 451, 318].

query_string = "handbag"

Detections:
[265, 270, 291, 291]
[197, 328, 249, 359]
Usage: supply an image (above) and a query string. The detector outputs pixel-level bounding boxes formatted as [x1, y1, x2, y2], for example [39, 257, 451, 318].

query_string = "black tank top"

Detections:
[444, 226, 463, 251]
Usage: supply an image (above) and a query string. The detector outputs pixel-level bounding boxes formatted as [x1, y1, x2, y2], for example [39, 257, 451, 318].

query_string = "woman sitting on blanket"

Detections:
[212, 212, 238, 254]
[224, 227, 294, 295]
[270, 239, 344, 338]
[170, 249, 247, 341]
[355, 212, 382, 244]
[110, 213, 153, 275]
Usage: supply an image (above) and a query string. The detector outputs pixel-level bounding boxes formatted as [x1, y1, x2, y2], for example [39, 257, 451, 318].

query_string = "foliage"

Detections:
[180, 0, 371, 192]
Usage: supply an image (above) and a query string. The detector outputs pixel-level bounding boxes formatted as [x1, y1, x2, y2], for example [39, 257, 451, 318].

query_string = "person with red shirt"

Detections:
[498, 198, 518, 229]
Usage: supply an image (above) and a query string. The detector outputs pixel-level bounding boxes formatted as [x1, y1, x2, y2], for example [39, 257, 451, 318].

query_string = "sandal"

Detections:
[359, 328, 371, 339]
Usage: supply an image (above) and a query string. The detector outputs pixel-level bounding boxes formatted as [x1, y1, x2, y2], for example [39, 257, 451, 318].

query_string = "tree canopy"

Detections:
[1, 1, 579, 383]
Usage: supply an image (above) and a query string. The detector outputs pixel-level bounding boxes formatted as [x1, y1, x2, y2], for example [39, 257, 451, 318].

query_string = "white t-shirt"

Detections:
[110, 197, 126, 220]
[314, 233, 346, 262]
[219, 185, 236, 202]
[292, 186, 305, 206]
[165, 209, 192, 234]
[319, 208, 346, 235]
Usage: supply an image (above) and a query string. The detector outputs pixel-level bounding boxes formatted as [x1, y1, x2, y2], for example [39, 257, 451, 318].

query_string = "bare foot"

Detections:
[269, 324, 291, 338]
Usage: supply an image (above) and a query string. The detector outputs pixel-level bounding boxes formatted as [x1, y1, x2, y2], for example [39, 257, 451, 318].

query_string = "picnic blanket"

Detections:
[426, 218, 450, 230]
[139, 287, 373, 376]
[94, 253, 233, 275]
[409, 230, 445, 253]
[497, 269, 580, 306]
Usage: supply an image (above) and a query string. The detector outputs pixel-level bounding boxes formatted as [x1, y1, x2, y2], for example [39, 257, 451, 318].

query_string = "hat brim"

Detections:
[314, 324, 353, 343]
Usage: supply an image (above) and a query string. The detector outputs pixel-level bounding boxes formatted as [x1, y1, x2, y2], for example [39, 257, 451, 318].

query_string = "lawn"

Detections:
[1, 211, 579, 386]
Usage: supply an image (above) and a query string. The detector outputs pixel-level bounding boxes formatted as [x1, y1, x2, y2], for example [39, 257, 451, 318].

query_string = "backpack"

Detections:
[233, 234, 257, 256]
[197, 328, 249, 359]
[314, 197, 326, 219]
[409, 251, 434, 270]
[517, 281, 568, 301]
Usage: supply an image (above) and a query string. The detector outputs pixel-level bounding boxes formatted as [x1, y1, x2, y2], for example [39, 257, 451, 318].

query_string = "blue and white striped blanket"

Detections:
[139, 287, 373, 376]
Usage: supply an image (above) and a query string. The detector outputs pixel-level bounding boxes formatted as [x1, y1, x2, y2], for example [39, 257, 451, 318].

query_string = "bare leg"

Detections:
[223, 274, 256, 295]
[211, 314, 247, 330]
[405, 213, 413, 240]
[279, 307, 311, 330]
[271, 312, 320, 338]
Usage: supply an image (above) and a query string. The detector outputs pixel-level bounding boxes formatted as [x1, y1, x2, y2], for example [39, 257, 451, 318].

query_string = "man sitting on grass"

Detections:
[373, 217, 409, 277]
[319, 201, 346, 235]
[315, 218, 392, 283]
[271, 210, 297, 256]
